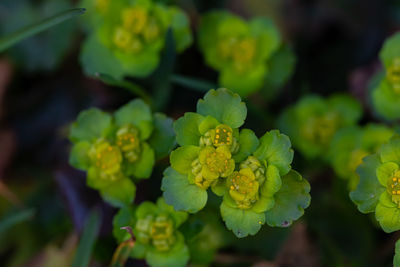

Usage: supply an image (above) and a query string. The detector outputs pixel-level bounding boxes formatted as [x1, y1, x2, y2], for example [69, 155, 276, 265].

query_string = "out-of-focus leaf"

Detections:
[151, 28, 176, 111]
[170, 75, 216, 92]
[72, 209, 101, 267]
[0, 208, 35, 234]
[0, 8, 85, 52]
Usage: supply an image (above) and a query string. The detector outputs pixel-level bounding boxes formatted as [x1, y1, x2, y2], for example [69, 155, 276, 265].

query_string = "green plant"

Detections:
[69, 99, 175, 207]
[80, 0, 192, 80]
[198, 10, 294, 97]
[161, 88, 311, 237]
[351, 135, 400, 233]
[371, 33, 400, 120]
[278, 94, 362, 160]
[329, 124, 394, 190]
[112, 198, 189, 267]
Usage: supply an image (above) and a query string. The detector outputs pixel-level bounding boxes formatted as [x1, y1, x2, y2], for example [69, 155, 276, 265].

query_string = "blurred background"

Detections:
[1, 0, 400, 266]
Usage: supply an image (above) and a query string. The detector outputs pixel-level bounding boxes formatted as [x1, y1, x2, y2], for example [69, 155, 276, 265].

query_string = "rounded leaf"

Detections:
[69, 108, 112, 142]
[148, 113, 176, 160]
[220, 200, 265, 238]
[254, 130, 294, 175]
[170, 146, 200, 175]
[114, 99, 154, 140]
[196, 88, 247, 128]
[100, 178, 136, 208]
[124, 142, 155, 179]
[162, 167, 208, 213]
[173, 112, 204, 146]
[265, 170, 310, 227]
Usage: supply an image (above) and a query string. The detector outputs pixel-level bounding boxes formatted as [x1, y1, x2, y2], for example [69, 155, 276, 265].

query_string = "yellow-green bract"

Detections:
[68, 99, 175, 207]
[328, 124, 394, 190]
[198, 10, 295, 97]
[278, 94, 362, 160]
[112, 198, 189, 267]
[371, 32, 400, 120]
[351, 135, 400, 233]
[79, 0, 192, 79]
[161, 88, 311, 238]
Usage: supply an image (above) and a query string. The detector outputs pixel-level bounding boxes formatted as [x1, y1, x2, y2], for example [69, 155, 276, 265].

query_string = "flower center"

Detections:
[116, 124, 141, 162]
[191, 146, 234, 189]
[90, 139, 122, 175]
[240, 156, 266, 181]
[388, 171, 400, 206]
[122, 7, 148, 34]
[217, 37, 256, 73]
[387, 58, 400, 94]
[228, 168, 259, 209]
[213, 124, 233, 146]
[135, 214, 175, 252]
[303, 114, 338, 145]
[112, 6, 161, 54]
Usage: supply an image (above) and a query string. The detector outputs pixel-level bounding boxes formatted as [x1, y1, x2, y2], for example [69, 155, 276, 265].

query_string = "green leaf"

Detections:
[145, 233, 190, 267]
[394, 238, 400, 267]
[196, 88, 247, 128]
[0, 208, 35, 235]
[156, 197, 188, 228]
[112, 206, 136, 243]
[254, 130, 294, 175]
[168, 7, 193, 52]
[162, 167, 207, 213]
[131, 242, 147, 259]
[380, 135, 400, 164]
[375, 192, 400, 233]
[100, 178, 136, 208]
[136, 201, 158, 219]
[124, 142, 155, 179]
[249, 17, 281, 61]
[198, 116, 220, 135]
[265, 170, 310, 227]
[219, 64, 266, 97]
[173, 112, 204, 146]
[80, 31, 125, 80]
[380, 32, 400, 68]
[220, 200, 265, 238]
[148, 113, 176, 160]
[69, 108, 112, 143]
[114, 99, 153, 140]
[350, 154, 386, 213]
[329, 94, 362, 125]
[170, 146, 200, 174]
[69, 141, 91, 170]
[233, 129, 259, 162]
[72, 209, 101, 267]
[263, 44, 296, 94]
[0, 8, 85, 52]
[261, 165, 282, 198]
[376, 162, 399, 186]
[86, 167, 116, 190]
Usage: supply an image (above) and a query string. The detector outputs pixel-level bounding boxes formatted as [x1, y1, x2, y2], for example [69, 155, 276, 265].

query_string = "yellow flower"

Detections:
[116, 124, 141, 162]
[89, 139, 122, 175]
[386, 58, 400, 94]
[191, 145, 235, 189]
[227, 168, 259, 209]
[388, 170, 400, 206]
